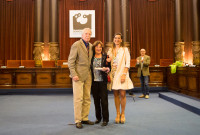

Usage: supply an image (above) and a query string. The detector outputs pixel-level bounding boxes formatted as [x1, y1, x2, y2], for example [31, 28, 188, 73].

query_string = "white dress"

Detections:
[107, 47, 134, 90]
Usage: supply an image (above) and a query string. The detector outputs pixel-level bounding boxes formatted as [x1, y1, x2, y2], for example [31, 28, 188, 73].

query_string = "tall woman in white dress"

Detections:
[107, 33, 134, 124]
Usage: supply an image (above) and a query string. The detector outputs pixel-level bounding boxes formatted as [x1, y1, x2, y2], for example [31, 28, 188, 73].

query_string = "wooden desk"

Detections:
[167, 67, 200, 98]
[1, 67, 199, 98]
[0, 67, 72, 88]
[130, 66, 167, 87]
[0, 67, 166, 89]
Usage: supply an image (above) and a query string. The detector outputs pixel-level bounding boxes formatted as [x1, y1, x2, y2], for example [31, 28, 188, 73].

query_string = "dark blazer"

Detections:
[91, 54, 111, 82]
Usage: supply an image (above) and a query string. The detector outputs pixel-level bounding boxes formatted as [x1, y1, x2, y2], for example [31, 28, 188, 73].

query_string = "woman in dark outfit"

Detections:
[91, 41, 110, 126]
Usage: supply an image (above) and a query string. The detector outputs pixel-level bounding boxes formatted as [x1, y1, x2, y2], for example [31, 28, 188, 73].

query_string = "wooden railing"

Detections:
[0, 66, 199, 99]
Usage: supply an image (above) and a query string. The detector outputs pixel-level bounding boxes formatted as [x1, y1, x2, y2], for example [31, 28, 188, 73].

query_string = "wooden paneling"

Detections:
[187, 67, 200, 97]
[199, 69, 200, 98]
[129, 72, 140, 87]
[178, 76, 187, 89]
[129, 67, 167, 87]
[0, 74, 12, 85]
[150, 72, 163, 82]
[1, 67, 199, 98]
[178, 67, 188, 94]
[16, 73, 32, 85]
[149, 67, 166, 86]
[0, 67, 166, 89]
[0, 68, 71, 88]
[56, 73, 68, 84]
[188, 77, 197, 91]
[166, 68, 178, 91]
[36, 73, 52, 85]
[167, 67, 200, 98]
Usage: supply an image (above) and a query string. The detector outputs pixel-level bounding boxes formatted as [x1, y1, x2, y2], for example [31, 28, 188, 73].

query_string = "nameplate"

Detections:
[19, 66, 25, 68]
[1, 66, 7, 68]
[189, 65, 196, 67]
[63, 62, 68, 65]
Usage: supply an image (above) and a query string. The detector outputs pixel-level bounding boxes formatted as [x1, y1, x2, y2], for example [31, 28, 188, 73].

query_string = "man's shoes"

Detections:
[145, 95, 149, 99]
[81, 120, 95, 125]
[76, 122, 83, 129]
[139, 94, 145, 98]
[95, 120, 101, 124]
[101, 122, 108, 126]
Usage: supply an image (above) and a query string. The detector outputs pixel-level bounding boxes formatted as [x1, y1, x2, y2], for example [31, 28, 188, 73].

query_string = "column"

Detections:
[33, 0, 44, 67]
[121, 0, 130, 50]
[192, 0, 200, 65]
[174, 0, 185, 62]
[49, 0, 59, 62]
[105, 0, 114, 52]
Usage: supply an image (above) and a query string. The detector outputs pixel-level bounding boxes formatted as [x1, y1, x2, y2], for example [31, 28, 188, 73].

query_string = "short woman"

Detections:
[91, 41, 110, 126]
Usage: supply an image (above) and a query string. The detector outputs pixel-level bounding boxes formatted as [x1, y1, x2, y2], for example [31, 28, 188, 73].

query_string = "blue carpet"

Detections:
[159, 92, 200, 115]
[0, 93, 199, 135]
[0, 87, 168, 95]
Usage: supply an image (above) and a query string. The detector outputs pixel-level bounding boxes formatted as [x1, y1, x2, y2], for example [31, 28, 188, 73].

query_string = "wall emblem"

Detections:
[69, 10, 95, 38]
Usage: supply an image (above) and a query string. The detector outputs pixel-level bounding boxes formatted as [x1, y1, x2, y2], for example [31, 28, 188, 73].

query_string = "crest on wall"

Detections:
[69, 10, 95, 38]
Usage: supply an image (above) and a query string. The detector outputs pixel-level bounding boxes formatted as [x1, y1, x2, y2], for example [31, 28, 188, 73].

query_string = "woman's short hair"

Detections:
[92, 41, 104, 54]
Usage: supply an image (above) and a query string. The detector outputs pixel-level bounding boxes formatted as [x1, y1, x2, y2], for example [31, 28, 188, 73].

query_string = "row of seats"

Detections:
[130, 59, 174, 67]
[0, 60, 68, 68]
[0, 59, 173, 68]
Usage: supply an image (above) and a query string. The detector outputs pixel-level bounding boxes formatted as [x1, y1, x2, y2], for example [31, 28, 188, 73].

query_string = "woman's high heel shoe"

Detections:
[120, 113, 126, 124]
[115, 113, 120, 124]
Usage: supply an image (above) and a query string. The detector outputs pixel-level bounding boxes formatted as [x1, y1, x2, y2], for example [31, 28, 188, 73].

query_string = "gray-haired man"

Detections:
[68, 28, 94, 129]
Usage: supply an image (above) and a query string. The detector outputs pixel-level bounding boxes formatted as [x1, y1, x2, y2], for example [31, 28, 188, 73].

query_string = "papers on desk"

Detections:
[63, 62, 68, 65]
[19, 66, 25, 68]
[1, 66, 7, 68]
[95, 67, 103, 70]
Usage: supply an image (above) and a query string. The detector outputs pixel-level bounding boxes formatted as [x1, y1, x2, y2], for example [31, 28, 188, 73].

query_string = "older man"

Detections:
[68, 28, 94, 129]
[136, 49, 151, 99]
